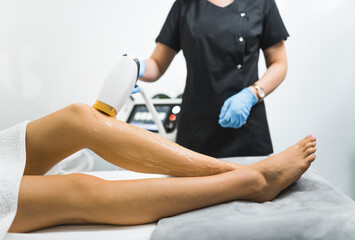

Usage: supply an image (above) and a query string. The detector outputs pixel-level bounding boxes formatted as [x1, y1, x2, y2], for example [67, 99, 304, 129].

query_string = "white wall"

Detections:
[265, 0, 355, 200]
[0, 0, 186, 125]
[0, 0, 354, 199]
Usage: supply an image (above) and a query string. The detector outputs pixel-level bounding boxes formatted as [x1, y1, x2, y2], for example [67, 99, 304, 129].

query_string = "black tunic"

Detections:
[156, 0, 289, 158]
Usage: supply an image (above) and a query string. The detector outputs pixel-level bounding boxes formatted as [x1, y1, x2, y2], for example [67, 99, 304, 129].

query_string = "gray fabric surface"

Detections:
[151, 158, 355, 240]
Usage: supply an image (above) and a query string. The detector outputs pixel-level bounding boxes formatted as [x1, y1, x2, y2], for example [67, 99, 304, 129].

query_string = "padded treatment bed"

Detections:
[151, 158, 355, 240]
[4, 157, 355, 240]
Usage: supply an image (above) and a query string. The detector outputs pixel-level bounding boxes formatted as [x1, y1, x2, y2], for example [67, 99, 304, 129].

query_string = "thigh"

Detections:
[24, 104, 93, 175]
[9, 174, 96, 233]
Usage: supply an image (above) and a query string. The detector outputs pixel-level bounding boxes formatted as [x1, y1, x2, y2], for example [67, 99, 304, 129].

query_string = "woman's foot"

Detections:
[239, 135, 317, 203]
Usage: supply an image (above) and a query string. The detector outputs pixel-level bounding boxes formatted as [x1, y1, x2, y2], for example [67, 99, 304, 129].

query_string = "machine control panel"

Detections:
[127, 104, 181, 133]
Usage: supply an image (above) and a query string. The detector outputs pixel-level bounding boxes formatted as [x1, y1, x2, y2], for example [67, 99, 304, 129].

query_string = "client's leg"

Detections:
[10, 136, 316, 233]
[10, 170, 259, 232]
[25, 103, 237, 176]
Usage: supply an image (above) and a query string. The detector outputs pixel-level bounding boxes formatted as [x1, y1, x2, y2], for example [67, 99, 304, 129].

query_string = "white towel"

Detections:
[0, 122, 29, 239]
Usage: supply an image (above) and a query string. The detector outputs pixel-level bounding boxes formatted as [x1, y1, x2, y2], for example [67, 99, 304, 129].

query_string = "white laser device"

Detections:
[93, 54, 170, 139]
[93, 55, 140, 117]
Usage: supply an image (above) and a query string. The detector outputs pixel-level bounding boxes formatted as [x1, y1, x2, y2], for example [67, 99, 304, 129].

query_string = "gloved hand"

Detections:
[218, 87, 258, 129]
[132, 60, 145, 95]
[132, 85, 141, 94]
[138, 60, 145, 79]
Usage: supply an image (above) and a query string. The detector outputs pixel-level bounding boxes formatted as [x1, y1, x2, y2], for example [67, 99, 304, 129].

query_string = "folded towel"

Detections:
[0, 122, 29, 239]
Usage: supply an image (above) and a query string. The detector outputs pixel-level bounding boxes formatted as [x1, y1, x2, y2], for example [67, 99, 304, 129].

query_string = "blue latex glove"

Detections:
[138, 60, 145, 79]
[132, 85, 141, 94]
[218, 88, 258, 129]
[132, 60, 145, 94]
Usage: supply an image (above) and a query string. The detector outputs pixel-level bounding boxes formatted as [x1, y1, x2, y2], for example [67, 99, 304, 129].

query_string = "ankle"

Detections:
[231, 167, 266, 201]
[245, 169, 267, 199]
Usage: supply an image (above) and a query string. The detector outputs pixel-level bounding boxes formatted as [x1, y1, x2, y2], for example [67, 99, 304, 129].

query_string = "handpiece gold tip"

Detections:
[93, 100, 117, 117]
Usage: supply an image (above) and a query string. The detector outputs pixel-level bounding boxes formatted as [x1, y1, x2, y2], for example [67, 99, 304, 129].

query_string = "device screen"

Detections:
[128, 105, 171, 132]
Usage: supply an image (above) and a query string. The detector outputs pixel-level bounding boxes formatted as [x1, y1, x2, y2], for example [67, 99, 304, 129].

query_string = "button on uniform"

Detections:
[237, 13, 245, 72]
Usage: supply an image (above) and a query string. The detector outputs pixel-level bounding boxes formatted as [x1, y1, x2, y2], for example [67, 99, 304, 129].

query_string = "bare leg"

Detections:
[24, 103, 237, 176]
[15, 103, 317, 232]
[9, 170, 260, 232]
[10, 137, 316, 233]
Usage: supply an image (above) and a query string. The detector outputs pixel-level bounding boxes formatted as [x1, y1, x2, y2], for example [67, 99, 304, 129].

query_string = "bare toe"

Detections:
[305, 147, 317, 156]
[298, 135, 316, 147]
[306, 154, 316, 162]
[304, 141, 316, 150]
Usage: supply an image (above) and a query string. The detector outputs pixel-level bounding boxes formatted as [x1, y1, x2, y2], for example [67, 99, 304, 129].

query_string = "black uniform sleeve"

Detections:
[155, 0, 181, 52]
[259, 0, 289, 50]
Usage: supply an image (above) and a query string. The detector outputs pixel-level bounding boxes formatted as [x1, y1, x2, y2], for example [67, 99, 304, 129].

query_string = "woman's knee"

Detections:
[61, 103, 95, 132]
[67, 173, 104, 200]
[65, 103, 93, 122]
[65, 173, 105, 222]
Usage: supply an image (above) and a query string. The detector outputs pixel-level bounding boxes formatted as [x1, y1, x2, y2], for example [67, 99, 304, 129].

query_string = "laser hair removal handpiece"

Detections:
[93, 55, 140, 117]
[93, 54, 168, 138]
